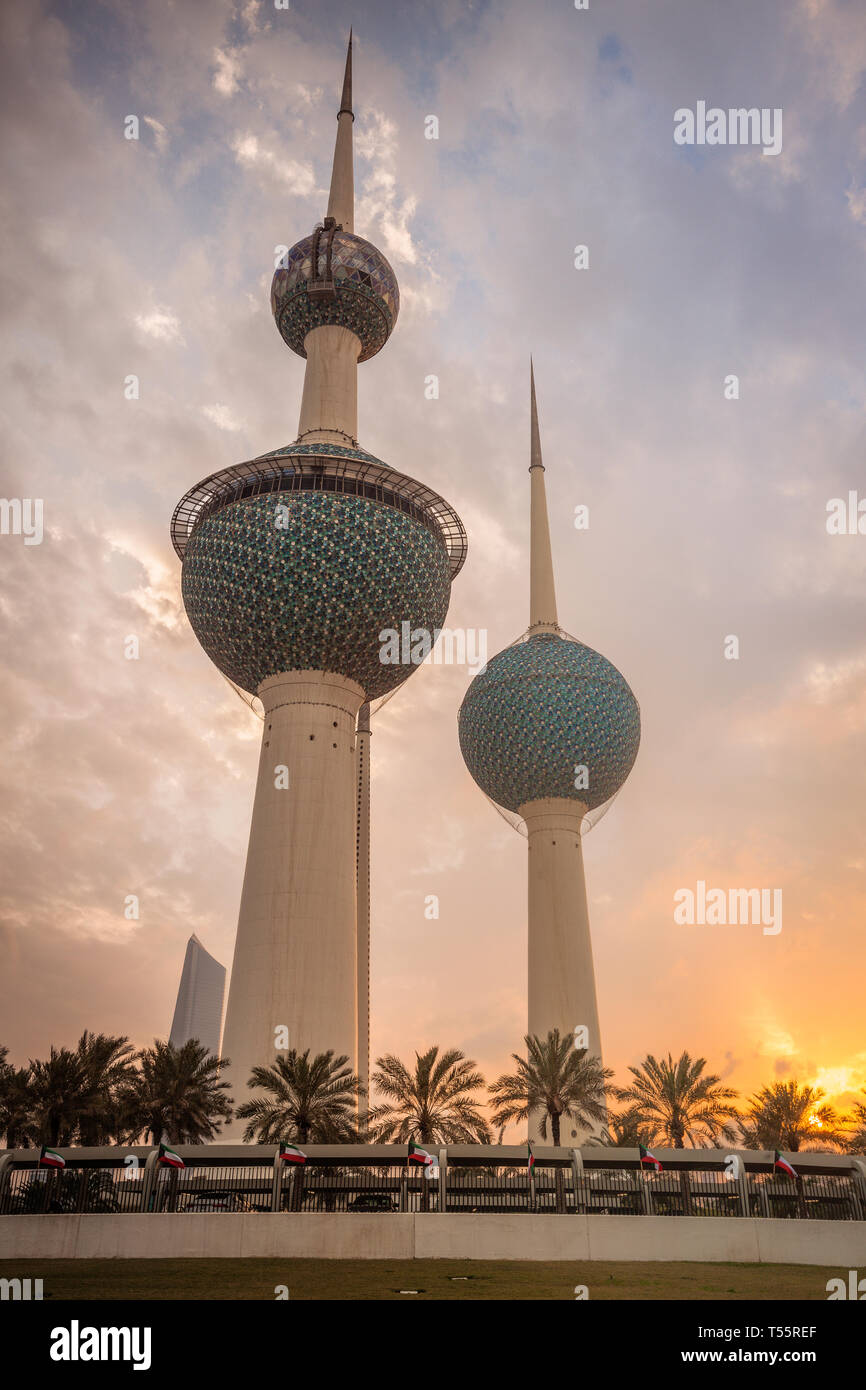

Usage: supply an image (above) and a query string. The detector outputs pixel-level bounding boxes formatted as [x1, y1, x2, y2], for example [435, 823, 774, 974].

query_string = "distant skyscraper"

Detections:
[171, 34, 466, 1128]
[459, 365, 641, 1137]
[169, 934, 226, 1059]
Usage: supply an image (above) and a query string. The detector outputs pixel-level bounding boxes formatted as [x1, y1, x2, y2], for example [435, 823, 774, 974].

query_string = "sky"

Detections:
[1, 0, 864, 1130]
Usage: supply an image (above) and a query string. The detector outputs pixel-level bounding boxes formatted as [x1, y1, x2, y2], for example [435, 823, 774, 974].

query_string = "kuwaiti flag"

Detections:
[157, 1143, 185, 1169]
[280, 1143, 307, 1165]
[527, 1142, 536, 1172]
[408, 1143, 434, 1166]
[774, 1150, 797, 1179]
[639, 1144, 663, 1172]
[39, 1146, 65, 1168]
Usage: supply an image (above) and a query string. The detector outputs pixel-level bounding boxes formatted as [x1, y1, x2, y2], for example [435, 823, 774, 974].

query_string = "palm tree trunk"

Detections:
[554, 1165, 566, 1213]
[679, 1168, 693, 1215]
[795, 1174, 807, 1220]
[551, 1111, 561, 1147]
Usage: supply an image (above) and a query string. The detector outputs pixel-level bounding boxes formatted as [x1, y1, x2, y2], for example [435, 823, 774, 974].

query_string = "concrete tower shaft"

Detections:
[222, 674, 365, 1111]
[521, 798, 601, 1100]
[355, 700, 371, 1115]
[296, 324, 360, 446]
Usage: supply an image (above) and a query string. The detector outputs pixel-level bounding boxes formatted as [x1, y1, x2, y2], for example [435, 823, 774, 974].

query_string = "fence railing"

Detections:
[1, 1145, 863, 1219]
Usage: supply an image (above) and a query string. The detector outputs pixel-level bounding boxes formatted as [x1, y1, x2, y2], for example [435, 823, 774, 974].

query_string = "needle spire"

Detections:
[528, 360, 559, 634]
[327, 30, 354, 232]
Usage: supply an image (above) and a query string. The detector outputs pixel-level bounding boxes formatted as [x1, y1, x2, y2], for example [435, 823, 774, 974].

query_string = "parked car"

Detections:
[347, 1193, 396, 1212]
[178, 1190, 254, 1213]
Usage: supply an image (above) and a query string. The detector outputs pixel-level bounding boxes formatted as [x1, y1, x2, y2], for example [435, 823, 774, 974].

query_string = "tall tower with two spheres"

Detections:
[172, 35, 466, 1124]
[459, 366, 640, 1133]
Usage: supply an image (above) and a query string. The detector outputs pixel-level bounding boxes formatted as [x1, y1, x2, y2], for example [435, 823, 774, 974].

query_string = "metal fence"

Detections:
[0, 1153, 151, 1216]
[1, 1146, 863, 1219]
[291, 1163, 431, 1213]
[152, 1157, 275, 1214]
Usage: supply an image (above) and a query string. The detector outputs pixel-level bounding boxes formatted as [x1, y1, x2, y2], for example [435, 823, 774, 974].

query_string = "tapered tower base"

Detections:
[355, 702, 371, 1125]
[220, 671, 364, 1136]
[521, 797, 603, 1144]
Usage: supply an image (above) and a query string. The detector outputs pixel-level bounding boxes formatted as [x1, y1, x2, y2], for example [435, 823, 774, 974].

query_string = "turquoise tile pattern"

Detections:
[271, 230, 399, 362]
[258, 441, 391, 469]
[458, 633, 641, 812]
[182, 490, 451, 698]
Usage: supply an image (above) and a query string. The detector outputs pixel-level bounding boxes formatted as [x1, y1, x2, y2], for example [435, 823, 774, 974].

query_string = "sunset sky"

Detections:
[1, 0, 864, 1129]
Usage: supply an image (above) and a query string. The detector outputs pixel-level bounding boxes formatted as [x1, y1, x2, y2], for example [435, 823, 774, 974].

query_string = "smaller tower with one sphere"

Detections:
[458, 364, 640, 1139]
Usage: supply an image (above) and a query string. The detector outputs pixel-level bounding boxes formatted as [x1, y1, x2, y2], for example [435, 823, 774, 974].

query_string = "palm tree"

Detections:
[27, 1047, 90, 1146]
[740, 1080, 847, 1153]
[588, 1111, 654, 1148]
[129, 1039, 232, 1144]
[613, 1051, 739, 1148]
[846, 1089, 866, 1155]
[368, 1046, 490, 1144]
[75, 1031, 138, 1145]
[0, 1060, 35, 1148]
[236, 1050, 362, 1144]
[488, 1030, 612, 1147]
[0, 1048, 33, 1148]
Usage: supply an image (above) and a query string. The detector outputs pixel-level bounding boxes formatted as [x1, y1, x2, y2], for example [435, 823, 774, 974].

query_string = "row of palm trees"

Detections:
[0, 1035, 230, 1148]
[2, 1030, 865, 1154]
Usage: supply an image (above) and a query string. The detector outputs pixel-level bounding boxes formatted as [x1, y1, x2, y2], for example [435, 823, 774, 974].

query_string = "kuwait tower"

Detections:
[171, 35, 466, 1127]
[458, 366, 639, 1132]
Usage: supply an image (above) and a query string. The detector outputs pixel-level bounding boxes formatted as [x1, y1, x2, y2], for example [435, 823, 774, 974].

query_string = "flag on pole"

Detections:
[157, 1143, 185, 1169]
[408, 1143, 434, 1166]
[279, 1143, 307, 1165]
[639, 1144, 663, 1172]
[527, 1142, 535, 1172]
[774, 1150, 797, 1179]
[38, 1146, 65, 1168]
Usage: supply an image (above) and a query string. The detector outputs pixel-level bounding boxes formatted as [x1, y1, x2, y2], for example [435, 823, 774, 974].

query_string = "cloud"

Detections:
[134, 305, 185, 344]
[213, 46, 242, 97]
[793, 0, 866, 110]
[231, 132, 317, 195]
[202, 402, 245, 432]
[845, 182, 866, 226]
[142, 116, 168, 153]
[356, 111, 421, 266]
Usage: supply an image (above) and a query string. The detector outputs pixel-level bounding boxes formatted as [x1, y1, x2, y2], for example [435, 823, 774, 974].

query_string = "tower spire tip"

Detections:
[530, 358, 543, 472]
[339, 28, 353, 119]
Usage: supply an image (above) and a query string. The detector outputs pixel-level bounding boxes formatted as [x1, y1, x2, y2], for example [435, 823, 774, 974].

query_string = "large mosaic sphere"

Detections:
[458, 634, 640, 813]
[271, 229, 399, 362]
[182, 489, 450, 699]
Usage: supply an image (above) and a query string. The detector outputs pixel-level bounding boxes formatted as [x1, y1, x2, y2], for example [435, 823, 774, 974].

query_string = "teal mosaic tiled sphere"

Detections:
[458, 634, 640, 813]
[182, 491, 450, 698]
[271, 230, 399, 362]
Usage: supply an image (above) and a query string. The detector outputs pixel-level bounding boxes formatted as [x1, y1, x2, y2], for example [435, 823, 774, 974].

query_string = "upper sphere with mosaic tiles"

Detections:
[271, 226, 399, 362]
[457, 633, 641, 814]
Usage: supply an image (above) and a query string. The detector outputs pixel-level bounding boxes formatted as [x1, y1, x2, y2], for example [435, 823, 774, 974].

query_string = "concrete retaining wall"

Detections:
[1, 1214, 864, 1264]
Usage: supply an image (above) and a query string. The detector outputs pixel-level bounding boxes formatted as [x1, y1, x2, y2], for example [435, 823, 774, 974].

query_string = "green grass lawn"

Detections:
[0, 1258, 839, 1300]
